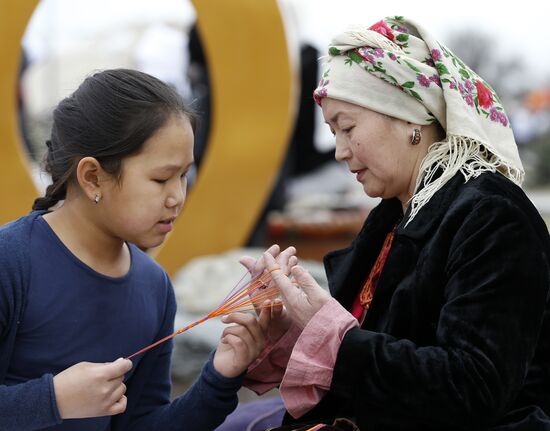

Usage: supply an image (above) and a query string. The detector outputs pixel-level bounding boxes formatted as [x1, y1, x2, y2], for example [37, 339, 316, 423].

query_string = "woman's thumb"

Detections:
[239, 256, 256, 273]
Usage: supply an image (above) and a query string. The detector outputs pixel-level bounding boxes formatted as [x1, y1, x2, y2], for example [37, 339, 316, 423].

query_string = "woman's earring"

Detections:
[94, 194, 100, 204]
[411, 128, 422, 145]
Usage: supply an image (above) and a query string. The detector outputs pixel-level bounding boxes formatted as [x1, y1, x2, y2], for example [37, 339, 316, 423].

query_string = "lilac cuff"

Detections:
[243, 324, 303, 394]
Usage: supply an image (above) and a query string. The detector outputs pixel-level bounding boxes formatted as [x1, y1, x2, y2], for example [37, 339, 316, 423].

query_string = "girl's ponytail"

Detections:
[32, 181, 66, 211]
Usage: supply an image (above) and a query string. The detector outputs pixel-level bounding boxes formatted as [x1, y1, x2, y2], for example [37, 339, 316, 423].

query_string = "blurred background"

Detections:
[10, 0, 550, 405]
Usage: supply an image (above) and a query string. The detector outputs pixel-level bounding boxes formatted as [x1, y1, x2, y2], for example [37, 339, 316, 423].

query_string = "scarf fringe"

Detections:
[405, 135, 524, 227]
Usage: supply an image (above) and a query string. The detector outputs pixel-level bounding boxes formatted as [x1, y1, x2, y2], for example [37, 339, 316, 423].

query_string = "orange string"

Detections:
[126, 271, 279, 360]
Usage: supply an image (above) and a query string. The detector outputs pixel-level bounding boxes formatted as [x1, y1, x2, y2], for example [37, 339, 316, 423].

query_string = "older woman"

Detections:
[242, 16, 550, 431]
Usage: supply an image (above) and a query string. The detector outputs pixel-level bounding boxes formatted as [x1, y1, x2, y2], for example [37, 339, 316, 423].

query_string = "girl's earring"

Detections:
[94, 194, 101, 204]
[411, 128, 422, 145]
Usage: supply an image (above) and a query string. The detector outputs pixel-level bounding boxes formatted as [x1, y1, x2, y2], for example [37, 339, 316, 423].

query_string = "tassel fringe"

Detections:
[406, 135, 524, 227]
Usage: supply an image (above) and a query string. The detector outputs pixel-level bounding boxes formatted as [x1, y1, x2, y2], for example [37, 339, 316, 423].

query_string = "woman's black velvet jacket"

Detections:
[286, 172, 550, 430]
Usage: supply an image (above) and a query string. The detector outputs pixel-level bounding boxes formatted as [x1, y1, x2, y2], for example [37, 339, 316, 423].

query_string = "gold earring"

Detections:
[411, 128, 421, 145]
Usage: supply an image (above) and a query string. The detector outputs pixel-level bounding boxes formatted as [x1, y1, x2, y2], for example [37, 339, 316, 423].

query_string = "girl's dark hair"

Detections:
[32, 68, 196, 211]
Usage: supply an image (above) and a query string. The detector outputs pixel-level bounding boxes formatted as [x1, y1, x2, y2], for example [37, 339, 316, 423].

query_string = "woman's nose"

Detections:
[334, 137, 351, 162]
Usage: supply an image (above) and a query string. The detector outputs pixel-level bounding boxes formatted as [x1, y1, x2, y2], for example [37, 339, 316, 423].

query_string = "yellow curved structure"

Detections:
[156, 0, 294, 273]
[0, 0, 40, 224]
[0, 0, 294, 275]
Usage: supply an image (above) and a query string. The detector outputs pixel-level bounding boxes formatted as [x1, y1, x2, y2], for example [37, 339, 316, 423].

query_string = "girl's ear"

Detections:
[76, 157, 104, 203]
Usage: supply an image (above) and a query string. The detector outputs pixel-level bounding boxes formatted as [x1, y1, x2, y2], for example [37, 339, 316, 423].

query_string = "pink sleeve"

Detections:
[280, 298, 358, 418]
[243, 324, 302, 394]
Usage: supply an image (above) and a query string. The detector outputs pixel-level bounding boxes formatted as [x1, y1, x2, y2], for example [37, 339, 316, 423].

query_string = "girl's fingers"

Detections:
[109, 382, 127, 404]
[222, 332, 253, 358]
[222, 325, 254, 343]
[222, 313, 264, 345]
[108, 395, 128, 416]
[271, 298, 284, 319]
[258, 302, 271, 333]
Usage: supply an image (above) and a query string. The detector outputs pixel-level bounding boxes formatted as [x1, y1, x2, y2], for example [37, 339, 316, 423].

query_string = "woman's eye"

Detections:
[342, 126, 354, 134]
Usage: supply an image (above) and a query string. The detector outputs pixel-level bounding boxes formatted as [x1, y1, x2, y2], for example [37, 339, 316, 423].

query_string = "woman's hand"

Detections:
[239, 245, 297, 343]
[264, 252, 331, 330]
[213, 309, 269, 378]
[239, 244, 297, 281]
[53, 358, 133, 419]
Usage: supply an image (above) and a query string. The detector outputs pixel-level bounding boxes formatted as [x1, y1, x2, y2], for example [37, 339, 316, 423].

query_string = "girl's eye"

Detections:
[153, 179, 168, 184]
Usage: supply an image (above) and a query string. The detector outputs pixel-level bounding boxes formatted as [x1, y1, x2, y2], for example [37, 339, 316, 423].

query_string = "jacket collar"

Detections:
[395, 172, 464, 240]
[323, 173, 464, 304]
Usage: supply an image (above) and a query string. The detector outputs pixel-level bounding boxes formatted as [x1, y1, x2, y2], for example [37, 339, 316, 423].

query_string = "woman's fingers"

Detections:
[264, 253, 299, 307]
[277, 246, 296, 274]
[239, 244, 280, 276]
[254, 244, 280, 274]
[288, 255, 298, 269]
[290, 266, 321, 296]
[239, 256, 256, 273]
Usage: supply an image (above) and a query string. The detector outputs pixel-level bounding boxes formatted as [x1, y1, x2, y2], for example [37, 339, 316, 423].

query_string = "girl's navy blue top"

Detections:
[0, 211, 242, 430]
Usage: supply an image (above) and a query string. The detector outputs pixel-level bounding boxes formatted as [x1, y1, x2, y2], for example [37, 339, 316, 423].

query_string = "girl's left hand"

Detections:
[213, 309, 269, 378]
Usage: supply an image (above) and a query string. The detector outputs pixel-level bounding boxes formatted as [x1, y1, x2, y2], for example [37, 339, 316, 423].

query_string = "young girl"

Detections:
[0, 69, 272, 430]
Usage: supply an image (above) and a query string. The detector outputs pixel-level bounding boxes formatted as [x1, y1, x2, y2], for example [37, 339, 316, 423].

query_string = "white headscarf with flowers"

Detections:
[314, 16, 524, 225]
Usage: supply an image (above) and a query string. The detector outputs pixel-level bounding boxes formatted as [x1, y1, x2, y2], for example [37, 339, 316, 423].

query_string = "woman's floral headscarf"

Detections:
[314, 16, 524, 225]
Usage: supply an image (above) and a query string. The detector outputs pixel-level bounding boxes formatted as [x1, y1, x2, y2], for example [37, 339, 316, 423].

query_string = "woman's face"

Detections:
[99, 113, 194, 249]
[322, 97, 427, 204]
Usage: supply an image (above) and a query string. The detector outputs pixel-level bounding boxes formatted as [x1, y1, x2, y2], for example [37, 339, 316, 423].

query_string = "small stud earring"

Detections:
[411, 128, 421, 145]
[94, 194, 100, 204]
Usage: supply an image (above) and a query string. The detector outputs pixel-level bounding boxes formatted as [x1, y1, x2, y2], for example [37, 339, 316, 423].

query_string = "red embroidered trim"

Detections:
[359, 229, 395, 311]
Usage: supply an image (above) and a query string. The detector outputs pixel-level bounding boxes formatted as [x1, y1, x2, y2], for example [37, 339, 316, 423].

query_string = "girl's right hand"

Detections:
[213, 310, 269, 378]
[53, 358, 133, 419]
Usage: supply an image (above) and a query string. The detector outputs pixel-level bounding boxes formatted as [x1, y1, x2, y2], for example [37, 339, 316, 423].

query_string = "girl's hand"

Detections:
[264, 252, 331, 330]
[53, 358, 133, 419]
[239, 244, 297, 343]
[213, 309, 269, 378]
